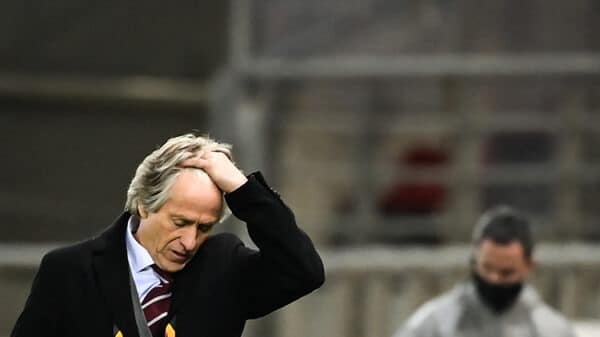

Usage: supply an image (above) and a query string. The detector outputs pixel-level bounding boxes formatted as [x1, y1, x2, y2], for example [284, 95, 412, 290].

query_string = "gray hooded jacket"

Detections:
[392, 282, 575, 337]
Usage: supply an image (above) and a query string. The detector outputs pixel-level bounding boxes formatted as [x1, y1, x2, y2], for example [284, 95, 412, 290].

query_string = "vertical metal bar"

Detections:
[230, 0, 252, 68]
[351, 79, 379, 243]
[444, 76, 479, 241]
[556, 84, 585, 239]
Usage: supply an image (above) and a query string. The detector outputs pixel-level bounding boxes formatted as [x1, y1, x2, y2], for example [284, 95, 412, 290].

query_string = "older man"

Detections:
[12, 134, 325, 337]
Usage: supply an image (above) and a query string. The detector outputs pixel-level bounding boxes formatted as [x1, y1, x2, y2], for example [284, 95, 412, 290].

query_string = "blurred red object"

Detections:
[378, 183, 446, 214]
[378, 145, 448, 215]
[402, 145, 449, 166]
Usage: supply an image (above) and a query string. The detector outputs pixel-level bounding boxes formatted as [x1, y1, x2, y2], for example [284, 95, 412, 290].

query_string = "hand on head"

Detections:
[180, 151, 247, 193]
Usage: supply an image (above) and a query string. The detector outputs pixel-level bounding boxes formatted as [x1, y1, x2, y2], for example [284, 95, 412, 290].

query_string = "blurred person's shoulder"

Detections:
[522, 285, 575, 337]
[405, 283, 465, 330]
[532, 306, 575, 337]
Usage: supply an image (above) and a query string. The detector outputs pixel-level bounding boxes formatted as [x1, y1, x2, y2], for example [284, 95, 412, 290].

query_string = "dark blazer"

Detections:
[12, 172, 325, 337]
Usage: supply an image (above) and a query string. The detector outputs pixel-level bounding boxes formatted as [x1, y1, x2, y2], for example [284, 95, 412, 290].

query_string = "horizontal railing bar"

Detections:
[0, 73, 211, 105]
[2, 243, 600, 270]
[241, 53, 600, 78]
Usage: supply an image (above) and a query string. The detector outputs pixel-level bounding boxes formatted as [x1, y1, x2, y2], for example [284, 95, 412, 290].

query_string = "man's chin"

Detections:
[162, 261, 186, 273]
[156, 256, 188, 272]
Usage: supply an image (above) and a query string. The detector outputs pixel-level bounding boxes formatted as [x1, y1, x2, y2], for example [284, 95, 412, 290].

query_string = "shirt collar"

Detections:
[125, 215, 155, 273]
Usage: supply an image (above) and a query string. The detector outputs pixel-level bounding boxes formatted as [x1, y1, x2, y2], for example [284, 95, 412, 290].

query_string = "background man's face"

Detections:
[474, 239, 532, 285]
[136, 169, 223, 272]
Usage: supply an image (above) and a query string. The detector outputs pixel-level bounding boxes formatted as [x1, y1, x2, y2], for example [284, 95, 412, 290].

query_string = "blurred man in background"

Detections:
[392, 206, 575, 337]
[12, 133, 324, 337]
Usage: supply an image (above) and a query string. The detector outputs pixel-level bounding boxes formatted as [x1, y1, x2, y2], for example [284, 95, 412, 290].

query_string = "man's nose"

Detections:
[180, 226, 199, 251]
[487, 272, 503, 284]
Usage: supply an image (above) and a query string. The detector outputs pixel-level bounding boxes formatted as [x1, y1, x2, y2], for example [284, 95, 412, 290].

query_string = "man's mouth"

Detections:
[171, 250, 189, 261]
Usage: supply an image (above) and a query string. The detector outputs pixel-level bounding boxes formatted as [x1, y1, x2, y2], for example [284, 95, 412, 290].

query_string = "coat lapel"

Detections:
[92, 212, 140, 337]
[169, 238, 223, 332]
[170, 241, 213, 312]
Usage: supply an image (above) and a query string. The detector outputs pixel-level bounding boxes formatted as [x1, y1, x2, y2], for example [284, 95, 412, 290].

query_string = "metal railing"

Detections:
[239, 53, 600, 78]
[2, 243, 600, 337]
[0, 73, 210, 105]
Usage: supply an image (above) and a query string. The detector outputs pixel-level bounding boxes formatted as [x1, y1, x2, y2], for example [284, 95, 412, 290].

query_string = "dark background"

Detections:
[0, 1, 228, 242]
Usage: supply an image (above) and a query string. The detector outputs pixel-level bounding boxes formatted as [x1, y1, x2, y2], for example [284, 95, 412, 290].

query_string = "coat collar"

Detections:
[92, 212, 140, 337]
[90, 212, 219, 335]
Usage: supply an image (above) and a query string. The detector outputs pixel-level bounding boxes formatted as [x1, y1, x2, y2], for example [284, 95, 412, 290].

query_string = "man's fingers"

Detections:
[178, 150, 246, 193]
[180, 151, 229, 169]
[180, 155, 208, 169]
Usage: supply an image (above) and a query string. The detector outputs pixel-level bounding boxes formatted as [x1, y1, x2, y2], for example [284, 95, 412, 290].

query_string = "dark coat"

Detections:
[12, 172, 325, 337]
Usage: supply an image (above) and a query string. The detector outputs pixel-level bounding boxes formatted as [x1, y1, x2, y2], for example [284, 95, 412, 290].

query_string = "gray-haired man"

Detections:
[13, 134, 324, 337]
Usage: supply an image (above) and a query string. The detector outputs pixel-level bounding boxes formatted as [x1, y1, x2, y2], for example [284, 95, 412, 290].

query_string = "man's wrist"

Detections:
[222, 174, 248, 193]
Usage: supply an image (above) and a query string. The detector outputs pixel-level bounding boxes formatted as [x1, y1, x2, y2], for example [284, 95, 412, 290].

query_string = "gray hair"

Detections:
[125, 133, 233, 224]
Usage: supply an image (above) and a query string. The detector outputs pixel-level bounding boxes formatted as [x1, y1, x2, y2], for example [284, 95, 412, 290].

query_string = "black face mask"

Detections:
[472, 272, 523, 314]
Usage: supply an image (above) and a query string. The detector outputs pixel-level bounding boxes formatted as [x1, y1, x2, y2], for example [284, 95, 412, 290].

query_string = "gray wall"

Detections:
[1, 101, 209, 242]
[0, 0, 229, 79]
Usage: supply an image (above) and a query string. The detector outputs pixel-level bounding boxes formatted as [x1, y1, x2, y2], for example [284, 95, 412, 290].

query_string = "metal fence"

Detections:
[221, 0, 600, 246]
[3, 244, 600, 337]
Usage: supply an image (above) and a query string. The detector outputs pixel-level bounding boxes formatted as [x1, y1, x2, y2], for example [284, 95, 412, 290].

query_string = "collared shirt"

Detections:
[125, 215, 163, 301]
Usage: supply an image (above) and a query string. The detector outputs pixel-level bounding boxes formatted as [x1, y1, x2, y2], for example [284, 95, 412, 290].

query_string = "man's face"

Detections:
[136, 169, 223, 272]
[474, 239, 532, 285]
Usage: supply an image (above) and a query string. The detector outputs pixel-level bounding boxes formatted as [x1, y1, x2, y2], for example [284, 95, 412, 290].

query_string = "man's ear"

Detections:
[525, 257, 536, 274]
[138, 205, 148, 218]
[469, 244, 479, 268]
